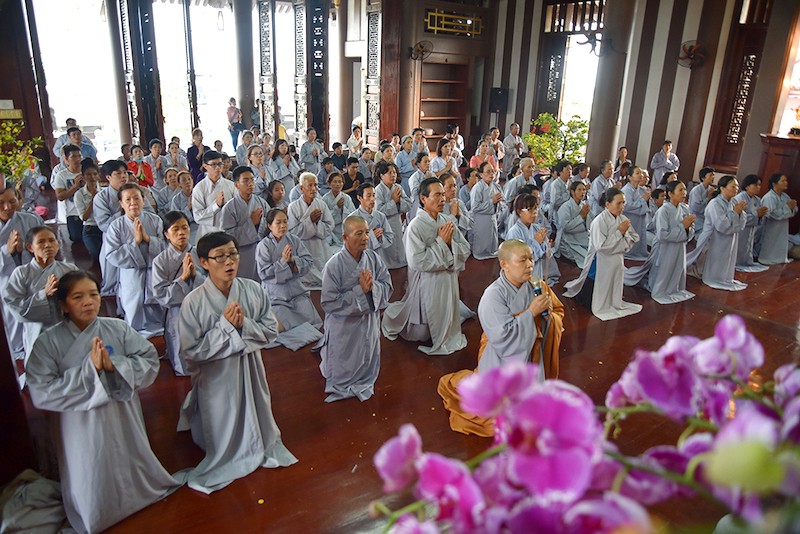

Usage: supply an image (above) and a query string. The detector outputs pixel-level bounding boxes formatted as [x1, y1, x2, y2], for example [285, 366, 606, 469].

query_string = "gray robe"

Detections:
[476, 272, 544, 379]
[622, 183, 649, 260]
[155, 186, 181, 217]
[688, 183, 711, 236]
[758, 190, 798, 264]
[555, 199, 589, 268]
[505, 220, 560, 286]
[469, 179, 503, 260]
[354, 206, 394, 265]
[178, 277, 298, 494]
[255, 233, 322, 330]
[169, 191, 199, 243]
[319, 248, 392, 402]
[624, 202, 695, 304]
[321, 191, 355, 248]
[0, 211, 44, 358]
[150, 244, 206, 376]
[733, 191, 769, 272]
[3, 259, 78, 358]
[564, 210, 642, 321]
[268, 157, 301, 193]
[408, 169, 433, 219]
[287, 196, 335, 289]
[588, 174, 613, 220]
[547, 178, 571, 228]
[221, 192, 269, 280]
[381, 210, 470, 355]
[27, 317, 181, 534]
[104, 213, 167, 337]
[686, 195, 747, 291]
[375, 181, 412, 268]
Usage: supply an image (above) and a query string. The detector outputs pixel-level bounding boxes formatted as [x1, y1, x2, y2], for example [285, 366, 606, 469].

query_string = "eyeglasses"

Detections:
[206, 162, 224, 167]
[207, 251, 240, 263]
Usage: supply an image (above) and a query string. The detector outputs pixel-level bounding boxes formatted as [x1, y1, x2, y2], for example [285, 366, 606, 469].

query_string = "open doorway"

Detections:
[559, 34, 600, 121]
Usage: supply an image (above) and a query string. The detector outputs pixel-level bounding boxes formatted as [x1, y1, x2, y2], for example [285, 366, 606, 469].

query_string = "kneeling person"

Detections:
[437, 240, 564, 437]
[318, 215, 392, 402]
[179, 231, 297, 494]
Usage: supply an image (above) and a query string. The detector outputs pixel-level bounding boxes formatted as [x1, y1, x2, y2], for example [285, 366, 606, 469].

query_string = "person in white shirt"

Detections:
[52, 144, 84, 242]
[191, 151, 236, 239]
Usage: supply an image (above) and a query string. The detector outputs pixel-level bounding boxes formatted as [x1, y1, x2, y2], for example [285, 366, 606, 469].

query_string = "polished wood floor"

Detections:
[20, 190, 800, 533]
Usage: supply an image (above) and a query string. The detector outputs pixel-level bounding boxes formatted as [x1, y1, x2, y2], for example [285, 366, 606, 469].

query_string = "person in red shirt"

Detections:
[127, 145, 154, 187]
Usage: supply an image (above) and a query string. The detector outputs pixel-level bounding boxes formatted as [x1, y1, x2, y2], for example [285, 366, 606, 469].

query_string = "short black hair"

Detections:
[699, 167, 715, 179]
[415, 152, 428, 164]
[419, 177, 442, 199]
[202, 150, 223, 164]
[741, 174, 760, 189]
[162, 210, 190, 232]
[356, 182, 374, 197]
[101, 159, 127, 176]
[66, 127, 81, 136]
[148, 138, 163, 148]
[80, 158, 98, 174]
[232, 166, 254, 182]
[197, 231, 239, 259]
[117, 183, 144, 202]
[346, 157, 359, 166]
[56, 271, 99, 308]
[24, 225, 56, 247]
[62, 144, 81, 158]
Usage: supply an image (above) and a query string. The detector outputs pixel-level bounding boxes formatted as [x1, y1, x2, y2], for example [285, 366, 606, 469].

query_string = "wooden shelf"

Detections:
[420, 116, 463, 121]
[421, 98, 465, 102]
[421, 79, 466, 84]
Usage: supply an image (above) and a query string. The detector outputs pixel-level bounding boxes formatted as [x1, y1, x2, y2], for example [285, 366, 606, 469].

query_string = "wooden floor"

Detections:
[20, 190, 800, 533]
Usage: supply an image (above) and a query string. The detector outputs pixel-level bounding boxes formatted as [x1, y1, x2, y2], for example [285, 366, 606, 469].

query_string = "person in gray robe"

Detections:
[407, 153, 433, 220]
[179, 232, 298, 494]
[94, 160, 132, 297]
[268, 139, 301, 193]
[3, 226, 78, 360]
[150, 212, 206, 376]
[374, 161, 412, 268]
[621, 167, 651, 260]
[256, 209, 322, 331]
[470, 161, 504, 260]
[547, 161, 573, 228]
[321, 172, 356, 249]
[220, 167, 269, 280]
[144, 139, 169, 190]
[734, 174, 769, 272]
[104, 184, 166, 337]
[588, 161, 615, 222]
[442, 174, 473, 238]
[555, 181, 590, 268]
[686, 176, 748, 291]
[649, 140, 680, 189]
[759, 173, 798, 265]
[154, 168, 181, 216]
[170, 171, 199, 243]
[688, 167, 715, 236]
[458, 167, 479, 212]
[382, 178, 471, 355]
[502, 123, 526, 178]
[191, 151, 237, 239]
[564, 187, 642, 321]
[503, 158, 539, 203]
[299, 128, 328, 175]
[624, 181, 696, 304]
[287, 172, 335, 289]
[646, 189, 666, 247]
[318, 216, 392, 402]
[354, 183, 394, 264]
[27, 271, 181, 534]
[0, 187, 44, 360]
[506, 194, 560, 286]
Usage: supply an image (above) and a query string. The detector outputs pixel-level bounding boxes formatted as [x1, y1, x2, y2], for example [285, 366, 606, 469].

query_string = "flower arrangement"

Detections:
[372, 315, 800, 533]
[0, 120, 43, 187]
[522, 113, 589, 169]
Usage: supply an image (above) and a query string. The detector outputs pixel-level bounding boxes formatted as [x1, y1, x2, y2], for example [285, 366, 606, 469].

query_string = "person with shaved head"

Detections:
[437, 239, 564, 436]
[317, 215, 392, 402]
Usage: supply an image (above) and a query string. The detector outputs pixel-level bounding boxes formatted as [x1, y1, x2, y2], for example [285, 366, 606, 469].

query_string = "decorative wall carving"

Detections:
[294, 0, 307, 144]
[725, 54, 757, 145]
[119, 0, 140, 144]
[365, 2, 381, 141]
[258, 0, 276, 136]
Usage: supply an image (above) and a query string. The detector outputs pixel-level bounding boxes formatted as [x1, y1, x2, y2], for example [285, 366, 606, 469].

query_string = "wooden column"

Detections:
[258, 0, 278, 137]
[307, 0, 329, 145]
[293, 0, 308, 145]
[126, 0, 165, 144]
[105, 0, 133, 145]
[379, 0, 400, 141]
[336, 0, 354, 144]
[585, 0, 637, 170]
[234, 0, 255, 128]
[183, 0, 200, 130]
[364, 1, 382, 147]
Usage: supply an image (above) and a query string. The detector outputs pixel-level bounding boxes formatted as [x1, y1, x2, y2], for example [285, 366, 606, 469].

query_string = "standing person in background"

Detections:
[227, 97, 244, 151]
[394, 136, 415, 196]
[588, 160, 614, 223]
[614, 146, 631, 174]
[502, 123, 526, 179]
[488, 127, 505, 168]
[650, 140, 680, 190]
[187, 128, 210, 182]
[347, 125, 364, 157]
[53, 145, 85, 244]
[74, 159, 102, 263]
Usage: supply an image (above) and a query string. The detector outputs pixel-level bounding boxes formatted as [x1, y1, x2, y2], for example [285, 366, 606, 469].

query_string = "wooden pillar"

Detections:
[258, 0, 278, 137]
[379, 0, 400, 141]
[126, 0, 165, 144]
[364, 1, 382, 147]
[234, 0, 255, 128]
[183, 0, 200, 130]
[293, 0, 308, 145]
[307, 0, 329, 146]
[585, 0, 637, 170]
[105, 0, 133, 145]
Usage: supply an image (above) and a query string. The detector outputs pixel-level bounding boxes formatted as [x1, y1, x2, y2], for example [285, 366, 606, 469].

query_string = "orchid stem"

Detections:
[381, 500, 427, 534]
